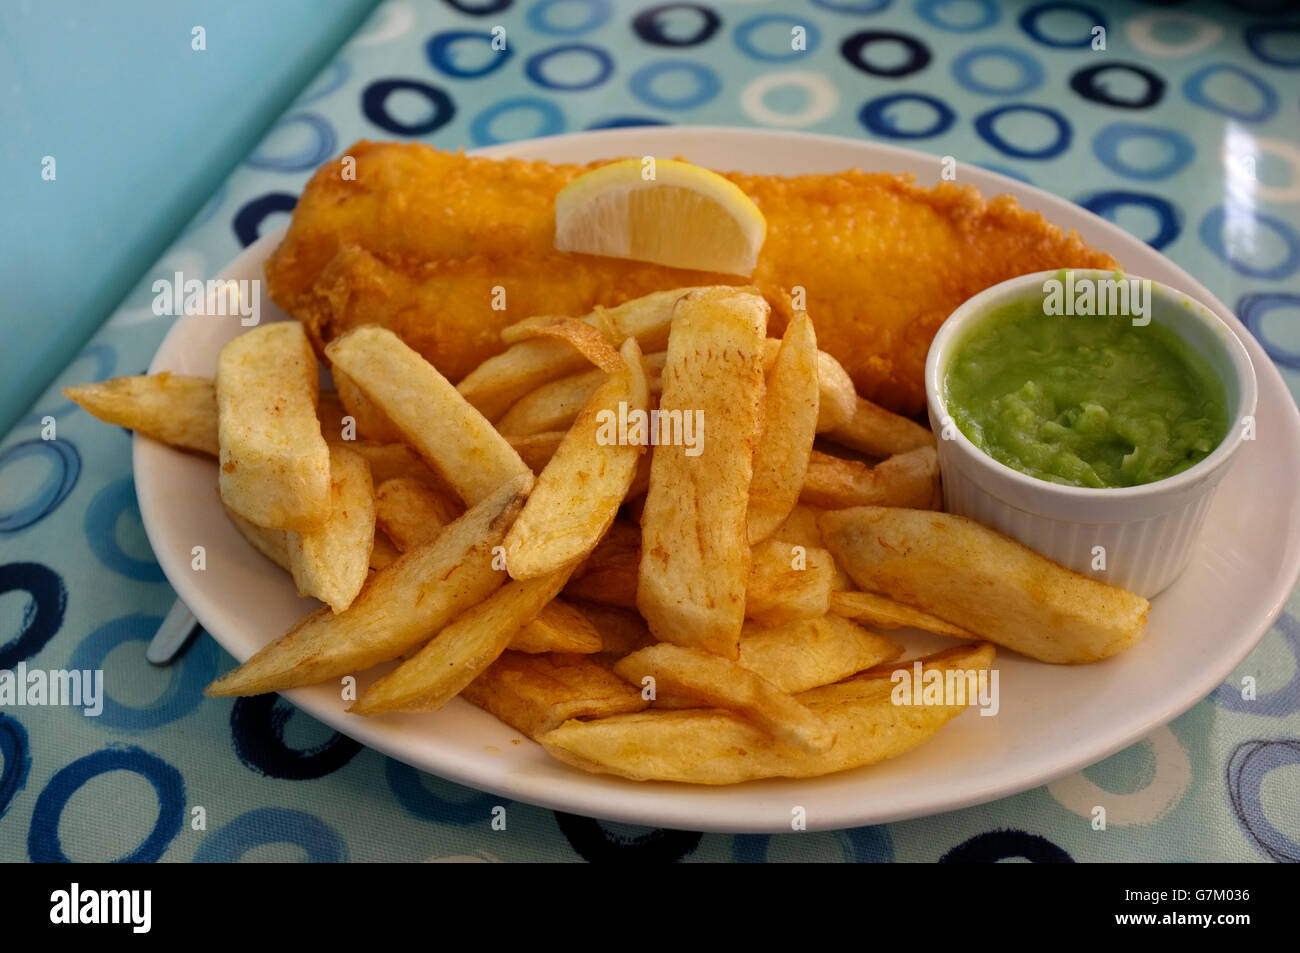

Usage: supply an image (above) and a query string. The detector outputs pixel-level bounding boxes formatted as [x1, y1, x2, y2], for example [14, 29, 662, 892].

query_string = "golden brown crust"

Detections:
[266, 141, 1118, 416]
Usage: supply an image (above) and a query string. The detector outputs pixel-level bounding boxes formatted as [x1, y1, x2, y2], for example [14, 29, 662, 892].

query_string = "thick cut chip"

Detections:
[510, 600, 603, 654]
[547, 642, 996, 782]
[573, 602, 655, 658]
[205, 474, 531, 696]
[613, 643, 833, 754]
[819, 507, 1150, 663]
[217, 322, 330, 531]
[830, 590, 975, 639]
[800, 446, 940, 510]
[505, 317, 624, 373]
[317, 391, 348, 443]
[748, 313, 819, 543]
[829, 396, 935, 457]
[505, 338, 649, 579]
[738, 615, 902, 693]
[462, 651, 647, 738]
[759, 339, 856, 434]
[638, 288, 768, 659]
[564, 520, 640, 608]
[507, 431, 566, 474]
[287, 445, 375, 612]
[773, 504, 824, 550]
[773, 504, 855, 590]
[498, 367, 606, 436]
[374, 477, 460, 552]
[341, 440, 450, 491]
[459, 288, 704, 420]
[64, 374, 219, 456]
[496, 352, 669, 438]
[333, 367, 404, 442]
[224, 506, 291, 571]
[746, 538, 835, 627]
[325, 326, 529, 506]
[350, 566, 572, 714]
[369, 530, 402, 570]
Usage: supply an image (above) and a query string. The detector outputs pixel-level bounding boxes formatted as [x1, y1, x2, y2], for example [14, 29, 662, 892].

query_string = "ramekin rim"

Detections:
[924, 269, 1259, 502]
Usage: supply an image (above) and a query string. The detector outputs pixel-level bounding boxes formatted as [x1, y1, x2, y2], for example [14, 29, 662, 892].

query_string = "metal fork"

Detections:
[146, 599, 201, 665]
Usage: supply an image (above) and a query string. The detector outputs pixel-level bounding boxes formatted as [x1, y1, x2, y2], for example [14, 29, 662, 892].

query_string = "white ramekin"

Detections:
[926, 269, 1258, 599]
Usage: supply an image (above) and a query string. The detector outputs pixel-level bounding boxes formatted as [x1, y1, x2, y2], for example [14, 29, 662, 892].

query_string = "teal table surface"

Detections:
[0, 0, 381, 437]
[1, 0, 1298, 862]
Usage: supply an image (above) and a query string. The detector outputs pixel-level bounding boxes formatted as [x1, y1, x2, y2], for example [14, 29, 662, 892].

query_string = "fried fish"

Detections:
[266, 140, 1117, 416]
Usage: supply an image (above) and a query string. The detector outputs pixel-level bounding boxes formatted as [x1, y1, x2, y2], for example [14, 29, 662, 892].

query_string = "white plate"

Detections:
[137, 127, 1300, 833]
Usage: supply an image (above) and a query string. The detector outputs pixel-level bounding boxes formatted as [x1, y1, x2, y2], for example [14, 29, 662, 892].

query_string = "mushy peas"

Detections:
[943, 291, 1229, 489]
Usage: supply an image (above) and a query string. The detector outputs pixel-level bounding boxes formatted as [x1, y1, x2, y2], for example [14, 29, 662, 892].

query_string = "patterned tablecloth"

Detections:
[2, 0, 1298, 863]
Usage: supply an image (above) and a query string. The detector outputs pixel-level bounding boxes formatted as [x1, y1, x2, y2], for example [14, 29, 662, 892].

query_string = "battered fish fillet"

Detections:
[266, 140, 1117, 416]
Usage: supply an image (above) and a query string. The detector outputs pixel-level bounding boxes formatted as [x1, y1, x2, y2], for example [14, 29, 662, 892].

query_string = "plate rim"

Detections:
[136, 126, 1300, 833]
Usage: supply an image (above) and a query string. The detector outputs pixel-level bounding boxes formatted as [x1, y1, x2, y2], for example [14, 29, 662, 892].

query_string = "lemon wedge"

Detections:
[554, 158, 767, 276]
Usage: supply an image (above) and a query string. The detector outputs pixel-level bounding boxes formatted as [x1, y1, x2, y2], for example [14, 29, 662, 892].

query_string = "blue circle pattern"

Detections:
[841, 30, 932, 78]
[1079, 190, 1182, 251]
[950, 45, 1044, 96]
[231, 694, 362, 780]
[915, 0, 999, 33]
[1238, 294, 1300, 371]
[1070, 62, 1165, 110]
[84, 478, 165, 582]
[1244, 24, 1300, 68]
[628, 60, 720, 110]
[67, 614, 218, 730]
[1183, 64, 1278, 123]
[1018, 2, 1105, 49]
[1227, 740, 1300, 862]
[232, 192, 297, 248]
[444, 0, 513, 16]
[526, 0, 611, 36]
[0, 440, 80, 533]
[470, 96, 567, 145]
[425, 30, 512, 79]
[525, 43, 614, 91]
[195, 807, 348, 862]
[245, 113, 337, 172]
[0, 562, 67, 670]
[734, 15, 822, 62]
[361, 78, 456, 135]
[28, 746, 185, 862]
[555, 812, 701, 861]
[859, 93, 955, 139]
[386, 758, 501, 825]
[974, 103, 1071, 160]
[633, 4, 722, 48]
[942, 829, 1073, 862]
[0, 714, 30, 821]
[811, 0, 892, 12]
[1092, 123, 1195, 181]
[1199, 204, 1300, 280]
[588, 115, 670, 129]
